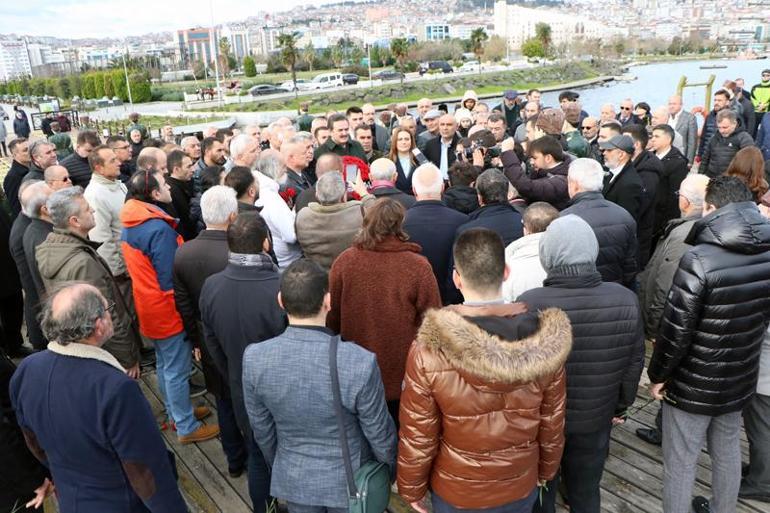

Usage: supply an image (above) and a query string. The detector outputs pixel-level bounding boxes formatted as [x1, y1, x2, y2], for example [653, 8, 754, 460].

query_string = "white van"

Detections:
[311, 72, 344, 89]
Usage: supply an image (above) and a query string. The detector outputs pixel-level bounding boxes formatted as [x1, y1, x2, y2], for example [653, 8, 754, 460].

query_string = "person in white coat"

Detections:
[502, 202, 559, 302]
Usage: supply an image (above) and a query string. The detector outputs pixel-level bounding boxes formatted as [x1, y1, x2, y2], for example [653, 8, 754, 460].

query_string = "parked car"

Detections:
[342, 73, 359, 85]
[418, 60, 453, 75]
[372, 69, 405, 81]
[311, 72, 344, 89]
[280, 79, 313, 92]
[249, 84, 289, 96]
[459, 61, 480, 72]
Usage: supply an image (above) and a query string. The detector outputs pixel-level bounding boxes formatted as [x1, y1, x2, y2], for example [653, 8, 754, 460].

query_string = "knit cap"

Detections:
[536, 108, 565, 136]
[539, 215, 599, 276]
[561, 102, 581, 125]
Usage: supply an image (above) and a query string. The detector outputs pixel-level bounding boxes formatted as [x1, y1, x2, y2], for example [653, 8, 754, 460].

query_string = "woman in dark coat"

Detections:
[388, 128, 418, 194]
[12, 111, 30, 139]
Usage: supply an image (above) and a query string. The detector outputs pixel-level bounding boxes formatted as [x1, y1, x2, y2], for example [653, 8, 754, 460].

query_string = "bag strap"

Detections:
[329, 335, 359, 499]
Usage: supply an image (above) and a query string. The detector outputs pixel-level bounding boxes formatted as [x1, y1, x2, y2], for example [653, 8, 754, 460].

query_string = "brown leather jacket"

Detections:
[397, 304, 571, 508]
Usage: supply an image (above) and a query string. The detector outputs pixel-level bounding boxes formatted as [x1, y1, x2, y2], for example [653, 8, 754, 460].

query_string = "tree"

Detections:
[484, 35, 507, 62]
[302, 41, 315, 72]
[218, 37, 233, 76]
[278, 31, 301, 98]
[469, 28, 488, 74]
[390, 38, 409, 84]
[535, 22, 552, 57]
[331, 44, 345, 68]
[243, 55, 257, 77]
[521, 38, 546, 59]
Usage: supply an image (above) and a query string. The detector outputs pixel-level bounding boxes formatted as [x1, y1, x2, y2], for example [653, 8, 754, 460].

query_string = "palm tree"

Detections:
[390, 38, 409, 85]
[535, 23, 552, 58]
[470, 28, 488, 74]
[278, 31, 301, 98]
[302, 41, 315, 72]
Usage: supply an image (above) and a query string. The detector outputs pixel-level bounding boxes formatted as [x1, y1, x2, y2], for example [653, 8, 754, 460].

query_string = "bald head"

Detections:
[668, 95, 683, 115]
[439, 114, 457, 140]
[43, 283, 113, 346]
[315, 153, 343, 178]
[44, 165, 72, 191]
[137, 147, 168, 174]
[651, 106, 669, 126]
[411, 163, 444, 199]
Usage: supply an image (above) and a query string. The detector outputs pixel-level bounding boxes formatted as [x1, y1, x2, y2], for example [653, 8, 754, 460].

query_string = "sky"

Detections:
[0, 0, 330, 39]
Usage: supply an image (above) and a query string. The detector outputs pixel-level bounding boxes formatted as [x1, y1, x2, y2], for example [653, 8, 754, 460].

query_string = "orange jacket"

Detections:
[120, 199, 184, 340]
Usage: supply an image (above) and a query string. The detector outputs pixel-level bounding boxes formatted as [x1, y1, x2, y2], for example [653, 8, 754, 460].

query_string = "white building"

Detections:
[493, 1, 624, 50]
[249, 26, 283, 56]
[221, 25, 251, 61]
[0, 40, 32, 81]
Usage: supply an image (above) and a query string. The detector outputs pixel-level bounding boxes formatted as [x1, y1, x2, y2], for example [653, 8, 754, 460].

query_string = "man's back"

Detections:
[243, 326, 396, 508]
[603, 162, 644, 221]
[295, 201, 364, 271]
[457, 202, 524, 247]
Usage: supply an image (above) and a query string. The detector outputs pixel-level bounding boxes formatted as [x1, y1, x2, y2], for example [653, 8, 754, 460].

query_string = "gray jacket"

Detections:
[242, 326, 397, 508]
[638, 215, 697, 338]
[673, 110, 698, 164]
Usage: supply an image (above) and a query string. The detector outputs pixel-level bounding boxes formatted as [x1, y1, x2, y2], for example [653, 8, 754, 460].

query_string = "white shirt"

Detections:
[254, 172, 302, 269]
[668, 110, 681, 129]
[398, 155, 413, 178]
[439, 139, 451, 180]
[608, 163, 625, 185]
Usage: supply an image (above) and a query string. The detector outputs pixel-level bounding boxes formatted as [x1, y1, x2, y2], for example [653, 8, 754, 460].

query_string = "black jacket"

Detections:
[60, 152, 93, 188]
[0, 208, 21, 299]
[199, 256, 288, 433]
[701, 127, 755, 178]
[165, 176, 196, 241]
[173, 230, 229, 398]
[655, 147, 689, 239]
[519, 271, 645, 434]
[3, 161, 28, 219]
[423, 134, 459, 171]
[633, 151, 662, 269]
[372, 185, 416, 209]
[456, 202, 523, 247]
[22, 218, 53, 296]
[442, 185, 479, 215]
[9, 215, 45, 349]
[562, 191, 638, 288]
[394, 157, 416, 194]
[648, 202, 770, 415]
[21, 164, 44, 184]
[403, 200, 468, 305]
[603, 160, 644, 222]
[294, 186, 318, 213]
[284, 168, 311, 193]
[501, 151, 570, 210]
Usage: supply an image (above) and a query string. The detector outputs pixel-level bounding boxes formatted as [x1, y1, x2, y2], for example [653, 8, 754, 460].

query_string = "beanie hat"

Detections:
[536, 108, 565, 136]
[561, 102, 581, 125]
[539, 215, 599, 276]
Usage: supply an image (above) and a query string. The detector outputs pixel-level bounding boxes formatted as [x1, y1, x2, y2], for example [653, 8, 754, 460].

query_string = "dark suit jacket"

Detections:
[372, 185, 416, 209]
[423, 134, 459, 171]
[10, 215, 45, 348]
[603, 161, 644, 222]
[394, 156, 417, 194]
[165, 176, 196, 241]
[3, 161, 28, 219]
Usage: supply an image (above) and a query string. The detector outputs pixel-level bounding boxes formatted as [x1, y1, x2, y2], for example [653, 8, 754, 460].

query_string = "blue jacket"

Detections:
[10, 347, 185, 513]
[756, 112, 770, 161]
[456, 202, 523, 247]
[242, 326, 397, 508]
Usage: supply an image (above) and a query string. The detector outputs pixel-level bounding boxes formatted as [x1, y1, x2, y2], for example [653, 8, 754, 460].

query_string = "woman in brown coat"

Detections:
[327, 198, 441, 422]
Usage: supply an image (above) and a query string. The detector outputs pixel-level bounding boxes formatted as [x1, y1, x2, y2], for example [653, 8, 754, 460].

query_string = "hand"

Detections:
[352, 173, 369, 198]
[410, 499, 429, 513]
[126, 364, 141, 380]
[26, 478, 54, 509]
[649, 382, 665, 400]
[472, 148, 485, 167]
[490, 157, 503, 168]
[500, 136, 515, 153]
[193, 347, 201, 362]
[611, 416, 626, 426]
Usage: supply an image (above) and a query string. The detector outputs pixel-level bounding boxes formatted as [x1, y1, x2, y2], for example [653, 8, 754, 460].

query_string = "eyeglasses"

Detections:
[581, 126, 595, 130]
[51, 176, 70, 183]
[620, 106, 632, 111]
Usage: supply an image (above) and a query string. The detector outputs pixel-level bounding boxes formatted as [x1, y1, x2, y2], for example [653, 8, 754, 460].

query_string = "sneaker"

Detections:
[190, 382, 207, 398]
[692, 496, 711, 513]
[635, 427, 662, 446]
[228, 465, 245, 478]
[179, 424, 220, 444]
[193, 406, 211, 421]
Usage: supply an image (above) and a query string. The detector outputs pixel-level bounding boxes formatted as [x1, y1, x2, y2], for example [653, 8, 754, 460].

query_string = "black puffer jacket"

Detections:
[633, 151, 662, 269]
[519, 272, 645, 434]
[501, 150, 570, 210]
[655, 147, 689, 238]
[60, 152, 92, 188]
[561, 191, 638, 288]
[700, 127, 754, 178]
[648, 201, 770, 415]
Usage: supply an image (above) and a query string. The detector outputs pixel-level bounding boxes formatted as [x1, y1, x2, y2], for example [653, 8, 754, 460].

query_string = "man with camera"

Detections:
[500, 135, 571, 210]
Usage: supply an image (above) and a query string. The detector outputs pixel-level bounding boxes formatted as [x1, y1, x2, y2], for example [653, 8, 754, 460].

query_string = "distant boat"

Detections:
[700, 64, 728, 69]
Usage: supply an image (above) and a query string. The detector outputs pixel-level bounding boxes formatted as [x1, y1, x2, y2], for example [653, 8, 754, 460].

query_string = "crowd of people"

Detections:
[1, 68, 770, 513]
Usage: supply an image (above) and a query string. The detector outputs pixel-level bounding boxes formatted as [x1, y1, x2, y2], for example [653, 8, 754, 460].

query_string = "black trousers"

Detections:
[534, 423, 612, 513]
[0, 291, 24, 354]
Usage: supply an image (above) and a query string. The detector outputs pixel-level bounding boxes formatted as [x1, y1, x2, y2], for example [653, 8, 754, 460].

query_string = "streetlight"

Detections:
[121, 43, 133, 105]
[366, 43, 373, 88]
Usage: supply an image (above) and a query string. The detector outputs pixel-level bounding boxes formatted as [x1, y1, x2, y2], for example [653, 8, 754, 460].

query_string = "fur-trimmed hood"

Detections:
[416, 307, 572, 389]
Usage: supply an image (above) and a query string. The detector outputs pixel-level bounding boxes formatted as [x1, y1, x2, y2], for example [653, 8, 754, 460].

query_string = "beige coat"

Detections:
[295, 200, 366, 271]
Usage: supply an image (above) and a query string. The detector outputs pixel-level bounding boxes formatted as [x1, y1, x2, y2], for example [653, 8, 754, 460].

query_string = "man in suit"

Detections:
[423, 114, 460, 181]
[362, 103, 390, 153]
[600, 134, 644, 222]
[668, 95, 697, 165]
[616, 99, 642, 127]
[243, 259, 397, 513]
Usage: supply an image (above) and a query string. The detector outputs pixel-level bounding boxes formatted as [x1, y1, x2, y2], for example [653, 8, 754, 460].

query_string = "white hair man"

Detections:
[180, 136, 202, 162]
[368, 158, 416, 209]
[255, 151, 300, 268]
[562, 158, 638, 288]
[280, 135, 312, 192]
[295, 172, 371, 271]
[650, 106, 684, 152]
[228, 134, 261, 171]
[403, 163, 469, 304]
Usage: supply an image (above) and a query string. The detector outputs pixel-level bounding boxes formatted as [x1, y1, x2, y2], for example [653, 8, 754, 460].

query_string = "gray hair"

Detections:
[679, 174, 710, 208]
[180, 136, 199, 149]
[47, 186, 85, 229]
[315, 172, 346, 205]
[369, 158, 396, 181]
[716, 109, 738, 124]
[568, 158, 605, 192]
[475, 169, 509, 204]
[201, 185, 238, 226]
[229, 134, 257, 161]
[29, 139, 54, 159]
[257, 151, 285, 181]
[411, 163, 443, 197]
[24, 181, 52, 218]
[287, 132, 313, 145]
[41, 284, 107, 345]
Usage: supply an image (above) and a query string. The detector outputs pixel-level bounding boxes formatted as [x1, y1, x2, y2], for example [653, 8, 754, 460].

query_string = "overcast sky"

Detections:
[0, 0, 329, 39]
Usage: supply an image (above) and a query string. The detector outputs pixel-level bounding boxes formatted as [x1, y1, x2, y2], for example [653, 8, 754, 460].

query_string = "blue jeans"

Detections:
[152, 332, 199, 436]
[432, 488, 537, 513]
[217, 394, 247, 471]
[248, 436, 272, 513]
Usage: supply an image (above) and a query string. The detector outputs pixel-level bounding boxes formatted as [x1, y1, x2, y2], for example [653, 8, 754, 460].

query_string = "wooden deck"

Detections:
[137, 358, 770, 513]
